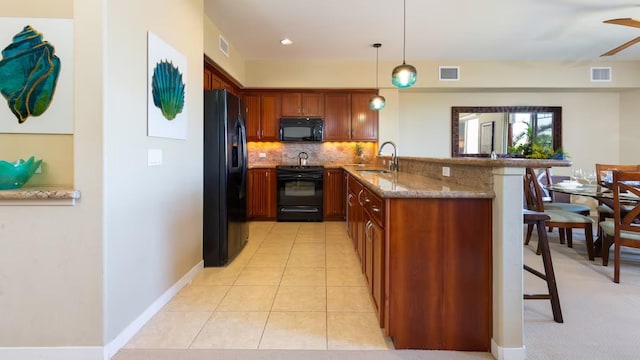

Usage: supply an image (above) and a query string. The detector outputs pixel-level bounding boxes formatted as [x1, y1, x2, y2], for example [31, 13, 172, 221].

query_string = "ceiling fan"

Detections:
[601, 18, 640, 56]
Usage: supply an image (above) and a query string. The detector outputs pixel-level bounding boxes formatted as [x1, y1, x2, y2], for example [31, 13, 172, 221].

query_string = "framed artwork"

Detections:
[0, 18, 73, 134]
[480, 121, 494, 154]
[147, 31, 187, 140]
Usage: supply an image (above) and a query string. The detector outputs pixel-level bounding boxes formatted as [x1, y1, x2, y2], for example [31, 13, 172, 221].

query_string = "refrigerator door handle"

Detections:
[238, 117, 248, 200]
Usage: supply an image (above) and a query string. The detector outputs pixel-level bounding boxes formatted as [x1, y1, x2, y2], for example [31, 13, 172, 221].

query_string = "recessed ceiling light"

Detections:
[280, 38, 293, 45]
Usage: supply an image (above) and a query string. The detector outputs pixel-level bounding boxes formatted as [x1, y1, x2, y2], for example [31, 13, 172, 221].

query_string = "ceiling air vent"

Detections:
[219, 35, 230, 57]
[590, 67, 611, 82]
[439, 66, 460, 81]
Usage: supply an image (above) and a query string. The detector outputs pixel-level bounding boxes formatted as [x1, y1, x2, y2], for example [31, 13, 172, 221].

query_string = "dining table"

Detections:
[546, 183, 640, 256]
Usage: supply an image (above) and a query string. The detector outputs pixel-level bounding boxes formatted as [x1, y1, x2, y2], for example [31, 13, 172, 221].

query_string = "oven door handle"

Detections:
[280, 208, 319, 213]
[277, 174, 322, 181]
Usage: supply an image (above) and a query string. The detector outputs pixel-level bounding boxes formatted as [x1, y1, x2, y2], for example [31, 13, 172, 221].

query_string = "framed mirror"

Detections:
[451, 106, 562, 157]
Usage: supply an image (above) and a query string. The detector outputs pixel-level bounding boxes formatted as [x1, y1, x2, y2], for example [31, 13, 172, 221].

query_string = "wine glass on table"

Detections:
[572, 168, 584, 184]
[586, 171, 597, 187]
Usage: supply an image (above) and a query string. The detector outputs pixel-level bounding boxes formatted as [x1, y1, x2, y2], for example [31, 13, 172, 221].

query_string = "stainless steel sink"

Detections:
[356, 169, 391, 174]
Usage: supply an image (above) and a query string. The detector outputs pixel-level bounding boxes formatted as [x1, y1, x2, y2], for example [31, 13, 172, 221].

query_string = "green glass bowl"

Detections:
[0, 156, 43, 190]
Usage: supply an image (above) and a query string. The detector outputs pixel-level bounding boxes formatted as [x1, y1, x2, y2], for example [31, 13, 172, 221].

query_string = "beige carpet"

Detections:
[113, 226, 640, 360]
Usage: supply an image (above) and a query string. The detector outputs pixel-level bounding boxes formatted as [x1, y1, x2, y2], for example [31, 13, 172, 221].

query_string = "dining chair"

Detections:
[524, 167, 595, 260]
[594, 164, 639, 246]
[534, 168, 591, 242]
[599, 170, 640, 283]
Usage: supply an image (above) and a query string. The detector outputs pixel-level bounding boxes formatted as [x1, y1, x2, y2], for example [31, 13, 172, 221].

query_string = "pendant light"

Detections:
[391, 0, 417, 88]
[369, 43, 386, 110]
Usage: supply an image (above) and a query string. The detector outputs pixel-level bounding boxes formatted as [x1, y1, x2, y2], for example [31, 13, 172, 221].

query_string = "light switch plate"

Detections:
[148, 149, 162, 166]
[442, 166, 450, 177]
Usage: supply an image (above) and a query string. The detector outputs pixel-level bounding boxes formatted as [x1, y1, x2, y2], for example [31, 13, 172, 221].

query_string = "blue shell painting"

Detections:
[152, 60, 185, 120]
[0, 25, 61, 123]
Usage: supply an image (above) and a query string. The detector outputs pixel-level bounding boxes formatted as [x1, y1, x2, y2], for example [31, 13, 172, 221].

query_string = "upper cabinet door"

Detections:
[324, 93, 351, 141]
[350, 93, 378, 141]
[281, 93, 301, 117]
[244, 93, 280, 141]
[204, 67, 213, 91]
[244, 93, 261, 141]
[260, 93, 281, 141]
[281, 93, 325, 117]
[301, 93, 324, 117]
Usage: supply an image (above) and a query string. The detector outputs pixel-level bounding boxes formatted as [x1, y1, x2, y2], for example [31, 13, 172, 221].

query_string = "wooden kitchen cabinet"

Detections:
[350, 93, 378, 140]
[347, 175, 364, 257]
[345, 173, 492, 350]
[281, 92, 324, 117]
[244, 93, 281, 141]
[324, 93, 352, 141]
[247, 168, 276, 220]
[386, 198, 492, 350]
[204, 67, 213, 91]
[204, 64, 240, 96]
[323, 168, 345, 220]
[324, 92, 378, 141]
[362, 187, 385, 325]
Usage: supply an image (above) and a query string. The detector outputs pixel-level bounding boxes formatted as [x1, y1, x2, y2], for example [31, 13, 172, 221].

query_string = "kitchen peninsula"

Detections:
[342, 156, 570, 358]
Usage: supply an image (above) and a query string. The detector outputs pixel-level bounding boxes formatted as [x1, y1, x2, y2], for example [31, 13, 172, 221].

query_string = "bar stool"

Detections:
[523, 209, 563, 323]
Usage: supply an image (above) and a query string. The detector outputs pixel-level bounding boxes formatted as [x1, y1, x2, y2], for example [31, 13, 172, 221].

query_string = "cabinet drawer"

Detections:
[363, 188, 384, 226]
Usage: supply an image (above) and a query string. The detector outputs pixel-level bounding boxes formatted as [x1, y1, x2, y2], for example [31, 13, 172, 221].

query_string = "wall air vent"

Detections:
[439, 66, 460, 81]
[219, 35, 230, 57]
[590, 67, 611, 82]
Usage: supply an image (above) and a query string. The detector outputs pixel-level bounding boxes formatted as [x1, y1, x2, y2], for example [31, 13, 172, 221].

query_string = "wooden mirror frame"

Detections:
[451, 106, 562, 157]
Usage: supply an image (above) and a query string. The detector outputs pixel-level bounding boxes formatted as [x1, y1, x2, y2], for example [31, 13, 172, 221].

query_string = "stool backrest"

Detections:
[524, 167, 545, 212]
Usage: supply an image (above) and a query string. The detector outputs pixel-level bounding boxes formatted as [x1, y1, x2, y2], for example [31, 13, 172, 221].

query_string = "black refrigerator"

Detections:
[203, 90, 249, 267]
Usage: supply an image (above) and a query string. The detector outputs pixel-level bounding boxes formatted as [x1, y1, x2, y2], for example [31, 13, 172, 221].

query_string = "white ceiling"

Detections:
[204, 0, 640, 62]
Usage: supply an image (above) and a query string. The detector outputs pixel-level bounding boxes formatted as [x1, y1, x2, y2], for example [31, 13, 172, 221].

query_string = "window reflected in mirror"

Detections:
[451, 106, 562, 157]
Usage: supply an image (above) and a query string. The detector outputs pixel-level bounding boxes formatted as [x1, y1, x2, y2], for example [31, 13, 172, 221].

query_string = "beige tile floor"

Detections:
[125, 221, 393, 350]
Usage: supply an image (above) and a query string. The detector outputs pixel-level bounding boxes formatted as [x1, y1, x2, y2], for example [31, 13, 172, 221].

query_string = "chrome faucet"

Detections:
[377, 141, 398, 172]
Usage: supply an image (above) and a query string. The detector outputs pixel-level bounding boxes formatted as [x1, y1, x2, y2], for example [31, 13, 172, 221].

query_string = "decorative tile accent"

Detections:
[248, 142, 376, 167]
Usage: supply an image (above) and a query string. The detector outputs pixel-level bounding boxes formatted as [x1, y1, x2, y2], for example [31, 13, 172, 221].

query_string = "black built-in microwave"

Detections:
[279, 118, 324, 142]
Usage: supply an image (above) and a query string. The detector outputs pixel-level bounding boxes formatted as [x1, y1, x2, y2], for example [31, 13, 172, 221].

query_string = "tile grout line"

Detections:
[187, 223, 266, 349]
[258, 222, 300, 349]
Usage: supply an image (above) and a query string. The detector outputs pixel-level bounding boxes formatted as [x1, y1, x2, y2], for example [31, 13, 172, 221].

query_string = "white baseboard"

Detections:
[104, 260, 204, 358]
[0, 261, 204, 360]
[0, 346, 104, 360]
[491, 339, 526, 360]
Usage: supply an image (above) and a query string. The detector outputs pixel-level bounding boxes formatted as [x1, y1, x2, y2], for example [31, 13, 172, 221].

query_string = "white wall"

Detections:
[619, 90, 640, 164]
[0, 0, 104, 347]
[203, 14, 246, 85]
[104, 0, 204, 342]
[398, 91, 621, 175]
[1, 0, 205, 352]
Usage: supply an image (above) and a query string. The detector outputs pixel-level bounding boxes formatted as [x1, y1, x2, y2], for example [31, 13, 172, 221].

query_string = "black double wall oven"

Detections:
[276, 165, 324, 221]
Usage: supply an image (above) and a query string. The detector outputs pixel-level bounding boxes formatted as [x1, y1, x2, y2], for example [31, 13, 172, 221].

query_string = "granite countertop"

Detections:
[401, 156, 572, 168]
[0, 187, 81, 205]
[342, 165, 493, 199]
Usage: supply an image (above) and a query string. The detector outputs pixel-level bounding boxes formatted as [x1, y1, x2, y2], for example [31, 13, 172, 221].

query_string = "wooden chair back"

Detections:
[595, 164, 640, 183]
[609, 170, 640, 283]
[612, 170, 640, 234]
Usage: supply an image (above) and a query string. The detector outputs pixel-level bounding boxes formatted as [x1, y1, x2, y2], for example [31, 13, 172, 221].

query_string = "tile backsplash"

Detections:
[248, 142, 376, 166]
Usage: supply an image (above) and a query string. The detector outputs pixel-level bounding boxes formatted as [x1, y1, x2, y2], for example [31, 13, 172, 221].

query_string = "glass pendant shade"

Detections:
[369, 43, 385, 111]
[392, 63, 417, 88]
[369, 95, 386, 110]
[392, 0, 417, 89]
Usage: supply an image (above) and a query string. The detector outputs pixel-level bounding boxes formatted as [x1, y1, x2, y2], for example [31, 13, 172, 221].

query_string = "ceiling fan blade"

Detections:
[603, 18, 640, 28]
[601, 36, 640, 56]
